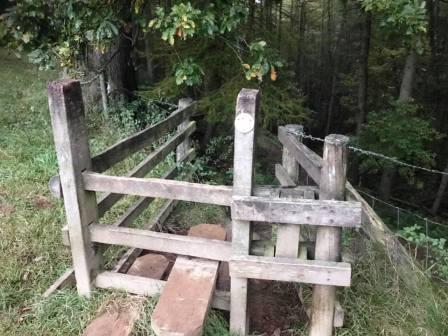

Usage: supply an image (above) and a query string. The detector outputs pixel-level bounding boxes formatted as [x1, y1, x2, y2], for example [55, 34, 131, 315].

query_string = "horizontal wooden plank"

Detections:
[94, 271, 230, 311]
[62, 150, 195, 246]
[97, 124, 195, 216]
[91, 102, 195, 172]
[278, 126, 322, 184]
[90, 224, 232, 262]
[229, 255, 351, 286]
[231, 196, 362, 227]
[83, 172, 233, 206]
[113, 198, 180, 273]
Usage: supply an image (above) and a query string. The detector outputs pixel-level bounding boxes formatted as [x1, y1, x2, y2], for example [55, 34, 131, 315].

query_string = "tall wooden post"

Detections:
[48, 80, 99, 297]
[176, 98, 193, 162]
[309, 134, 348, 336]
[276, 124, 302, 257]
[230, 89, 259, 335]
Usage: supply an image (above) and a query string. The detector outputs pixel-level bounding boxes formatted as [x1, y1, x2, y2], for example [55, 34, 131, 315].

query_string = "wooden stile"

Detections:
[176, 98, 194, 162]
[278, 126, 322, 184]
[89, 224, 232, 262]
[48, 80, 98, 297]
[309, 134, 349, 336]
[94, 271, 230, 311]
[229, 255, 351, 286]
[231, 196, 361, 227]
[91, 101, 195, 172]
[83, 172, 233, 206]
[230, 88, 259, 335]
[97, 121, 196, 216]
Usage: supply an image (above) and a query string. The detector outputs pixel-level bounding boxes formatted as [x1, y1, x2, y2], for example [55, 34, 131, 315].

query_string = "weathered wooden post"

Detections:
[176, 98, 193, 162]
[48, 80, 99, 297]
[230, 89, 259, 335]
[276, 124, 302, 258]
[309, 134, 348, 336]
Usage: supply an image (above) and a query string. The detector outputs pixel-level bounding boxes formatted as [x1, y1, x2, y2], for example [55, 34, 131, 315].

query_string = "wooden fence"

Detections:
[46, 80, 362, 336]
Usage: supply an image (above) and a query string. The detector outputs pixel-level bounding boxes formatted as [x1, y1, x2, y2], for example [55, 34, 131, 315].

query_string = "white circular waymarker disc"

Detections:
[235, 113, 254, 134]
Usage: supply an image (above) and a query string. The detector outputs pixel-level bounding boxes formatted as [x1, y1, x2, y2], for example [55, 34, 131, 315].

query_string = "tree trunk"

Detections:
[106, 29, 138, 99]
[379, 49, 418, 199]
[325, 1, 347, 134]
[296, 0, 307, 87]
[379, 166, 395, 201]
[431, 161, 448, 214]
[398, 49, 417, 103]
[144, 37, 154, 84]
[355, 11, 372, 135]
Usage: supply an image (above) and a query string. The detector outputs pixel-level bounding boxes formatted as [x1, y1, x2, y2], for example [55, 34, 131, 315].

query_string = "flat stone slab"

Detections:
[83, 300, 142, 336]
[187, 223, 226, 240]
[151, 224, 226, 336]
[127, 254, 170, 279]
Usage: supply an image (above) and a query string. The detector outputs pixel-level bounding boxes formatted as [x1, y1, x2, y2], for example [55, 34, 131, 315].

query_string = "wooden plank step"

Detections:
[83, 253, 169, 336]
[151, 224, 226, 336]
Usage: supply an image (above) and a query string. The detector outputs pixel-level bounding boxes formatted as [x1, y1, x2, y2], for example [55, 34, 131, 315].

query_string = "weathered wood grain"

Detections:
[310, 134, 349, 336]
[89, 224, 232, 261]
[231, 196, 361, 227]
[275, 164, 296, 187]
[83, 172, 233, 206]
[229, 255, 351, 286]
[276, 125, 302, 258]
[230, 88, 259, 335]
[94, 271, 230, 311]
[97, 123, 195, 216]
[48, 79, 98, 296]
[91, 102, 195, 172]
[278, 126, 322, 184]
[176, 98, 193, 162]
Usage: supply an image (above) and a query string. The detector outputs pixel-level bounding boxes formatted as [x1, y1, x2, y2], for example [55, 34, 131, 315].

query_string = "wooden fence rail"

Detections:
[47, 80, 362, 336]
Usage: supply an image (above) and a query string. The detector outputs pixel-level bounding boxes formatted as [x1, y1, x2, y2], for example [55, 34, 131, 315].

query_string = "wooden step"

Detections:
[83, 253, 170, 336]
[151, 224, 226, 336]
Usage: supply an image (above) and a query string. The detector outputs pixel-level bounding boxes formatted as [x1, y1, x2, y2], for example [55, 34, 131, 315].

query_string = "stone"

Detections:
[127, 254, 170, 279]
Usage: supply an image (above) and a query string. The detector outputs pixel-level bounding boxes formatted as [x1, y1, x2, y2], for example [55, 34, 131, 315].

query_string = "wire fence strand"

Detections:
[287, 129, 448, 177]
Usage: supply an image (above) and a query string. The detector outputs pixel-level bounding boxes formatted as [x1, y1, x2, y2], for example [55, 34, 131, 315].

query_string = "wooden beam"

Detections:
[89, 224, 232, 262]
[231, 196, 362, 227]
[176, 98, 193, 162]
[91, 102, 195, 172]
[229, 255, 351, 287]
[276, 125, 302, 258]
[48, 79, 98, 297]
[275, 164, 296, 187]
[113, 198, 180, 273]
[94, 271, 230, 311]
[310, 134, 349, 336]
[83, 172, 233, 206]
[97, 122, 196, 216]
[278, 126, 322, 184]
[230, 88, 259, 335]
[42, 268, 75, 298]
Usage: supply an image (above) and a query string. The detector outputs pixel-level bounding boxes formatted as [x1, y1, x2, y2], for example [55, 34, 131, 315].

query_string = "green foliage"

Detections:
[361, 0, 427, 53]
[1, 0, 121, 69]
[107, 98, 173, 135]
[400, 225, 448, 281]
[174, 57, 204, 86]
[148, 1, 247, 45]
[183, 135, 234, 185]
[243, 40, 283, 82]
[358, 101, 441, 185]
[148, 1, 282, 85]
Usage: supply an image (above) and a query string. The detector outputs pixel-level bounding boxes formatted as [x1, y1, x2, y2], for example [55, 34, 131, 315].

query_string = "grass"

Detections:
[1, 49, 447, 335]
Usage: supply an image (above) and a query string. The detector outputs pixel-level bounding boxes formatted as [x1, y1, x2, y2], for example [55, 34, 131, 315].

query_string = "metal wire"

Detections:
[287, 129, 448, 177]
